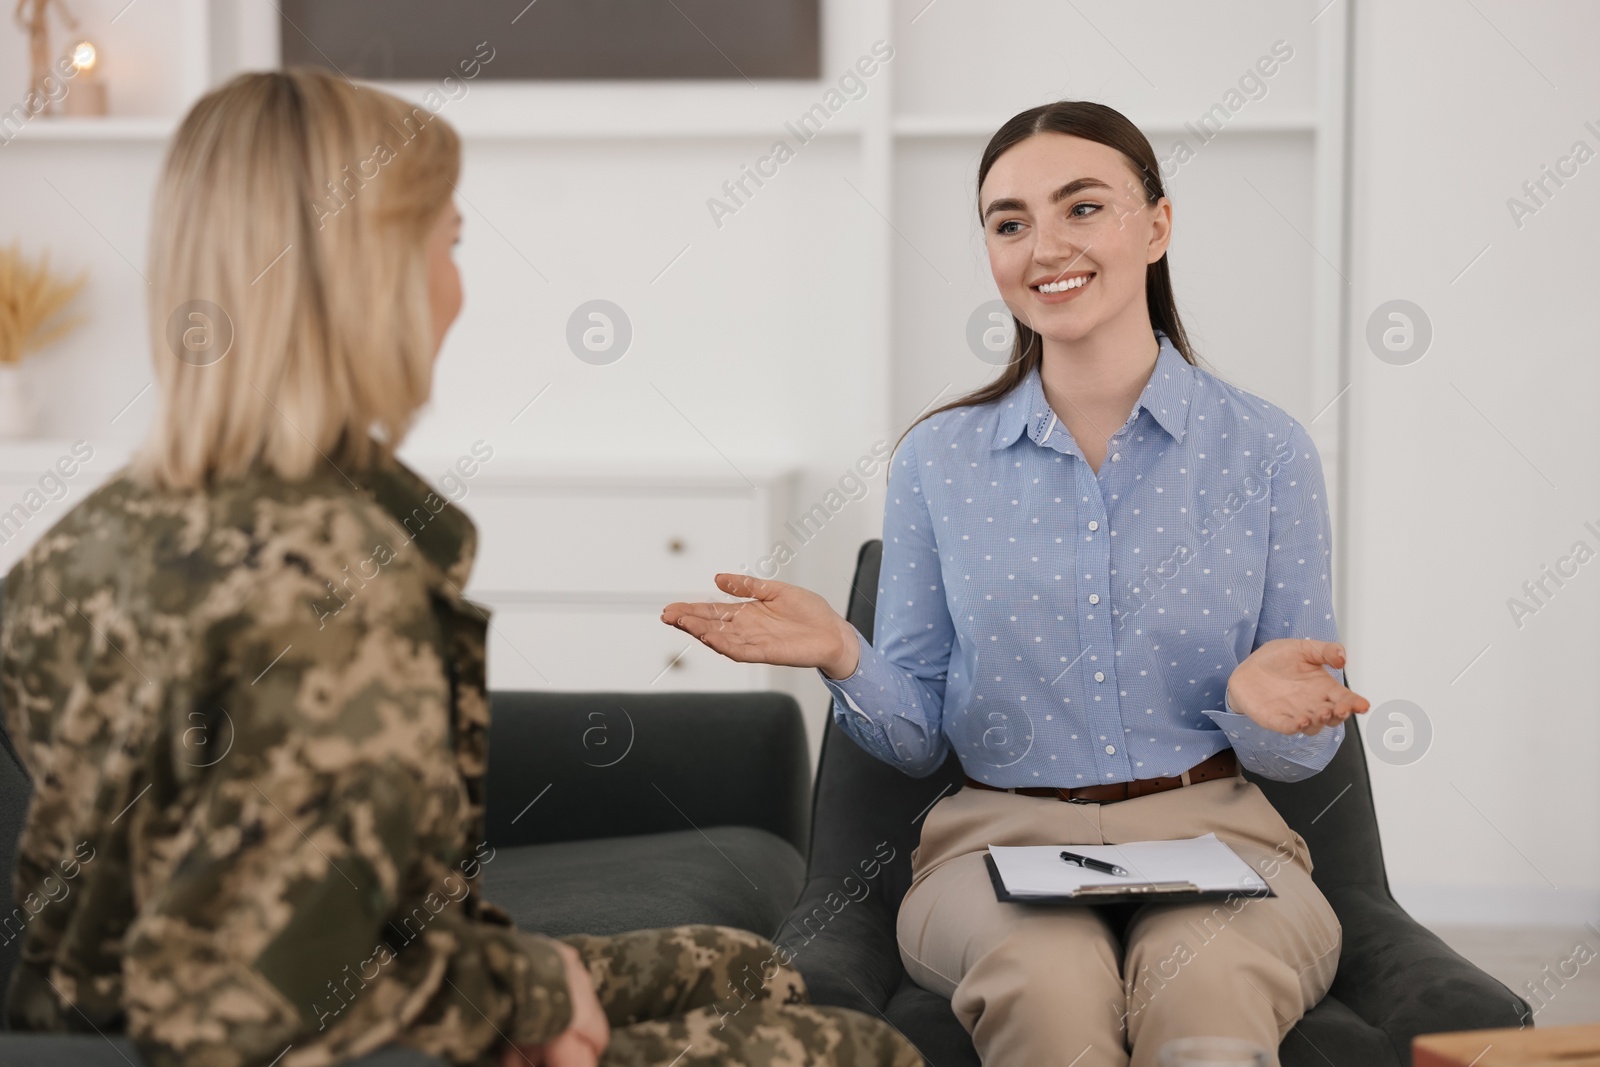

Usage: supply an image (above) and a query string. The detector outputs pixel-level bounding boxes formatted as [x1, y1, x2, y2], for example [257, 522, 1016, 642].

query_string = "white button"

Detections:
[1088, 594, 1100, 604]
[1105, 745, 1116, 754]
[1094, 671, 1105, 682]
[1112, 452, 1121, 461]
[1088, 520, 1099, 531]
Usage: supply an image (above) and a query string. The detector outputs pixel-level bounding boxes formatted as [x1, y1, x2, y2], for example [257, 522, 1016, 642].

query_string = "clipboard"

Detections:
[983, 834, 1278, 906]
[983, 853, 1276, 905]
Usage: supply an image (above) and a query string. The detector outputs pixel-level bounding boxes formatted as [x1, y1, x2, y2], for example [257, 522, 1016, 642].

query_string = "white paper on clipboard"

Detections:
[986, 833, 1268, 900]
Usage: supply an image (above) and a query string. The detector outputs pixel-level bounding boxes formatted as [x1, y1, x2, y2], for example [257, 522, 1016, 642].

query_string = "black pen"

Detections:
[1060, 850, 1129, 877]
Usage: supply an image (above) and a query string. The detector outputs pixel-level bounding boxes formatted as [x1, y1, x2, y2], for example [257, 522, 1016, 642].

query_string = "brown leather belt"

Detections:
[964, 748, 1240, 804]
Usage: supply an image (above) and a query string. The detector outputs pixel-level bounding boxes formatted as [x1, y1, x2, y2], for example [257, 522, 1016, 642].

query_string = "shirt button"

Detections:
[1088, 520, 1100, 531]
[1094, 671, 1105, 682]
[1112, 452, 1121, 461]
[1105, 745, 1116, 754]
[1088, 594, 1100, 605]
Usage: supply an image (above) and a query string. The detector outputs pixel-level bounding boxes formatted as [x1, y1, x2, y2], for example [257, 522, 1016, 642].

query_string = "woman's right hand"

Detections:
[1226, 638, 1369, 737]
[662, 573, 861, 680]
[502, 941, 608, 1067]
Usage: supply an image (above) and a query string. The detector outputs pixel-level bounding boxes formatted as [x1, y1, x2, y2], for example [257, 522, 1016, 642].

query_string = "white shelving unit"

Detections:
[0, 0, 1354, 767]
[1, 0, 1349, 449]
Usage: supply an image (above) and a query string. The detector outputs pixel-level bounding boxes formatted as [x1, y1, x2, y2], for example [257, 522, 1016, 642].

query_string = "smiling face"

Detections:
[979, 132, 1171, 346]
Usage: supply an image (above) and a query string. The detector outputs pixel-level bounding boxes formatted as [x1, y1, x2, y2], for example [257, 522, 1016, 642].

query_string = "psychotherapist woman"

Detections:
[664, 100, 1371, 1067]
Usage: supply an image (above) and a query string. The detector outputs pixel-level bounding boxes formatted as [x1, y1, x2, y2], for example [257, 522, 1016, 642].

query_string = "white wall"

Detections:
[1346, 0, 1600, 924]
[4, 0, 1591, 924]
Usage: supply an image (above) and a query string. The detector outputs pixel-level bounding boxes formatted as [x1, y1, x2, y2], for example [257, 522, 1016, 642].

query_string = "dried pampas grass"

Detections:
[0, 242, 88, 365]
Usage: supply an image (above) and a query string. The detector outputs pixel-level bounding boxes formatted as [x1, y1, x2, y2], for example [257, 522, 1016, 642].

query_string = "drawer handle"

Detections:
[667, 538, 686, 554]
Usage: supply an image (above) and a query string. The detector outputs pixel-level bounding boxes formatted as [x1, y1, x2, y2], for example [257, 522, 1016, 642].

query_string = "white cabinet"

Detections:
[405, 458, 798, 694]
[465, 489, 757, 598]
[2, 444, 797, 697]
[483, 604, 762, 693]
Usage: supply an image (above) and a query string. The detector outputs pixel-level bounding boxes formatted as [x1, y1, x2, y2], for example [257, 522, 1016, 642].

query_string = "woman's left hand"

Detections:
[1225, 639, 1370, 736]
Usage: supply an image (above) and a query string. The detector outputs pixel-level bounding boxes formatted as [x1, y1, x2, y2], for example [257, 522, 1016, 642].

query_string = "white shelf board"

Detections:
[4, 113, 1316, 144]
[397, 451, 801, 492]
[359, 79, 867, 140]
[1, 117, 179, 142]
[447, 114, 862, 140]
[0, 439, 129, 470]
[0, 111, 862, 144]
[892, 113, 1322, 138]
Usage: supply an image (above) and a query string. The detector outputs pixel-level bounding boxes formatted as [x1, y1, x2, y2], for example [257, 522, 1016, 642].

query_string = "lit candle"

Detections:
[62, 38, 108, 117]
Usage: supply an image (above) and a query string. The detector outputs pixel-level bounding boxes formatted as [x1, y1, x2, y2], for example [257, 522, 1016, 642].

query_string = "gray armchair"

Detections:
[779, 540, 1531, 1066]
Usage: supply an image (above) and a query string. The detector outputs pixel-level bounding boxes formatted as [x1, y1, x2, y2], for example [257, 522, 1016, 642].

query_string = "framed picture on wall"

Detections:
[279, 0, 821, 80]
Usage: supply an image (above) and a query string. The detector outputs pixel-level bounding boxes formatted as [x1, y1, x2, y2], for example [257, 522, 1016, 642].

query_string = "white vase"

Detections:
[0, 364, 37, 439]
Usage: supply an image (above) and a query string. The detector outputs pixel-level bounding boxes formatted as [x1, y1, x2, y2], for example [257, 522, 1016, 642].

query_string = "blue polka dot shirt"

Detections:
[820, 329, 1346, 785]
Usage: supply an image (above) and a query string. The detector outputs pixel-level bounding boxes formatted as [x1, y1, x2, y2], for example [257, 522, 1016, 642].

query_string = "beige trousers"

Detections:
[895, 773, 1342, 1067]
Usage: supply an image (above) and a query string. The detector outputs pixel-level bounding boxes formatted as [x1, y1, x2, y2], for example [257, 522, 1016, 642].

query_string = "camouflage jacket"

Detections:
[0, 455, 572, 1066]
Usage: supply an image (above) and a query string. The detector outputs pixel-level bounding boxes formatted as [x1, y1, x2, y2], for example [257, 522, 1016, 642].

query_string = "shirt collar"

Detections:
[354, 453, 480, 593]
[990, 329, 1194, 452]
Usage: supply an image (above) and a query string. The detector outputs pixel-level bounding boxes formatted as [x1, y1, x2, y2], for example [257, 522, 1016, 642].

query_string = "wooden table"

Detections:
[1414, 1023, 1600, 1067]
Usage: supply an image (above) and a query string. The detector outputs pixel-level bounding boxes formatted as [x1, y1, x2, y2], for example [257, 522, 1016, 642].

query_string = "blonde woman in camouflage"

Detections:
[0, 68, 920, 1067]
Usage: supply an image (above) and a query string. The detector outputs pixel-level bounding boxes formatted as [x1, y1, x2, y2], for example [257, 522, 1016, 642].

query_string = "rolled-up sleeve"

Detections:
[1202, 418, 1345, 782]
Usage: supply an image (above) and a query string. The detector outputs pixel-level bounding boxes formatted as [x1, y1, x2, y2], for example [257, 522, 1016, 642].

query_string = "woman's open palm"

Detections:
[662, 573, 860, 679]
[1227, 638, 1370, 736]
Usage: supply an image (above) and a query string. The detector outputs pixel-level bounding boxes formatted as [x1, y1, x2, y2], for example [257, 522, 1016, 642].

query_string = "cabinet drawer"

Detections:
[482, 603, 765, 693]
[464, 491, 757, 597]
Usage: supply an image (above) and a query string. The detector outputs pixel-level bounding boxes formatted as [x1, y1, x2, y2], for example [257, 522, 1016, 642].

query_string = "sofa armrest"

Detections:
[484, 690, 811, 854]
[1325, 885, 1531, 1063]
[778, 878, 905, 1011]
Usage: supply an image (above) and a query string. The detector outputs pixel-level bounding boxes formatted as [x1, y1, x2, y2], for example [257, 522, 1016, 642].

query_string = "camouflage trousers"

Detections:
[538, 924, 923, 1067]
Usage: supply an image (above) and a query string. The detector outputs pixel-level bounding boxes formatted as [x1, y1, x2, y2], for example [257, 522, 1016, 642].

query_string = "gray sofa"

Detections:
[0, 576, 813, 1064]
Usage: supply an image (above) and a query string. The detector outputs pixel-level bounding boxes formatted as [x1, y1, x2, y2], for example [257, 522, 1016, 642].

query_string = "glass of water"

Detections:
[1157, 1036, 1271, 1066]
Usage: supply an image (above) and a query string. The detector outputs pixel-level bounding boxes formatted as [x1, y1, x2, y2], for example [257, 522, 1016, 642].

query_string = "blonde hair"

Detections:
[134, 67, 460, 490]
